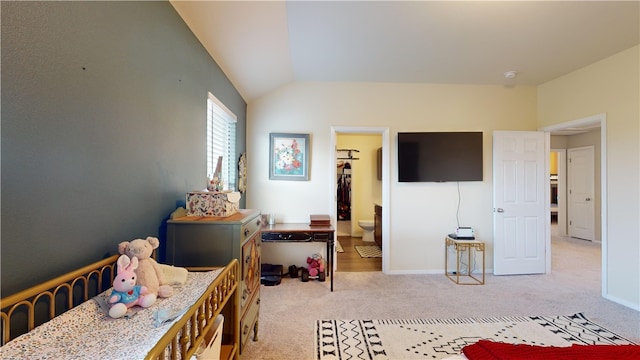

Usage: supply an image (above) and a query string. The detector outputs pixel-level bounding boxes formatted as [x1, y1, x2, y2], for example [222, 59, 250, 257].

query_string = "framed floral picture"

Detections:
[269, 133, 310, 180]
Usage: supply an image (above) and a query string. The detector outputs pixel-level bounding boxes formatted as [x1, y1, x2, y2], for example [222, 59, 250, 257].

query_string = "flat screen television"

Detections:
[398, 132, 483, 182]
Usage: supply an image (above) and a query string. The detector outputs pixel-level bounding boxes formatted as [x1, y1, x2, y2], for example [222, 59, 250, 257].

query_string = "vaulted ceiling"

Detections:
[171, 1, 639, 103]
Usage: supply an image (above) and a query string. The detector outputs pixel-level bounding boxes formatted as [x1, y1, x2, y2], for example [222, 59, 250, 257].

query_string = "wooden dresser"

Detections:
[166, 208, 261, 355]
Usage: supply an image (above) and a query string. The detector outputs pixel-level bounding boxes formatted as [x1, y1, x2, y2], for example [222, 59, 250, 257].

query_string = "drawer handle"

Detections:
[244, 228, 250, 236]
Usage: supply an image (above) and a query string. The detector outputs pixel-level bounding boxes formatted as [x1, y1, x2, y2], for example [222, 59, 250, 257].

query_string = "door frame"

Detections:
[540, 113, 607, 297]
[330, 126, 390, 273]
[550, 149, 567, 237]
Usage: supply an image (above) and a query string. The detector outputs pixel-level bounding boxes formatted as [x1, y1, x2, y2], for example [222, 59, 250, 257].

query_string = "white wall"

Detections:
[538, 45, 640, 310]
[247, 82, 537, 272]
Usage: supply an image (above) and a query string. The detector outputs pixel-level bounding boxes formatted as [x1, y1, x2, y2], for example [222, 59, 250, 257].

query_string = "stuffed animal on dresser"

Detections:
[118, 236, 187, 298]
[109, 254, 156, 318]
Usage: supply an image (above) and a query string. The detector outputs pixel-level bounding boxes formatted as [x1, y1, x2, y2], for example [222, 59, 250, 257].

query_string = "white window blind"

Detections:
[207, 92, 237, 191]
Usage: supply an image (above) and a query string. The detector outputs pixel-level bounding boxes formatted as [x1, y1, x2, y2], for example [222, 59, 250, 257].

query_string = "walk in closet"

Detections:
[336, 149, 358, 221]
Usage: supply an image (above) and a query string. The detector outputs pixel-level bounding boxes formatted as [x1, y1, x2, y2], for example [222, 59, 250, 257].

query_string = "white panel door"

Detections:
[493, 131, 546, 275]
[568, 146, 595, 240]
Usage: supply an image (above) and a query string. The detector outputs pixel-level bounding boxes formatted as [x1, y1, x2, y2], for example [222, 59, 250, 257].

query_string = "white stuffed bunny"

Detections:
[108, 254, 157, 318]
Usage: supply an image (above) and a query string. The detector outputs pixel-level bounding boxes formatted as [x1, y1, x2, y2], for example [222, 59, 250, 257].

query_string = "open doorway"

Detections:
[542, 113, 606, 293]
[335, 133, 381, 272]
[550, 149, 567, 237]
[330, 126, 390, 273]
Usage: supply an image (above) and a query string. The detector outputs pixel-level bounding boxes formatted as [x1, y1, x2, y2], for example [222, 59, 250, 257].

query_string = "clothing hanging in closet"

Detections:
[337, 162, 351, 220]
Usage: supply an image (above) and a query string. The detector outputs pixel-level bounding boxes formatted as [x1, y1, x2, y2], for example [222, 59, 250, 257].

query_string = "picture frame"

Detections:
[269, 133, 310, 181]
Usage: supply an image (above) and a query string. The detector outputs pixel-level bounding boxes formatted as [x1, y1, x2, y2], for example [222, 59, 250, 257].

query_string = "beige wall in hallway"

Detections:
[538, 45, 639, 309]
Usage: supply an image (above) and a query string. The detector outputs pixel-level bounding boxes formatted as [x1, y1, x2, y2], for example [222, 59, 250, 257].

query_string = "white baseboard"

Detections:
[603, 293, 640, 312]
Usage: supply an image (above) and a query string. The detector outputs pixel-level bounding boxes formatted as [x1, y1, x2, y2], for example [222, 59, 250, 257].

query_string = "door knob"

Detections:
[585, 197, 591, 201]
[496, 208, 504, 213]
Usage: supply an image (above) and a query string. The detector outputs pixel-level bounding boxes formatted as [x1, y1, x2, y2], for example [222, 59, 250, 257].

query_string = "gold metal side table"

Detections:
[445, 236, 485, 285]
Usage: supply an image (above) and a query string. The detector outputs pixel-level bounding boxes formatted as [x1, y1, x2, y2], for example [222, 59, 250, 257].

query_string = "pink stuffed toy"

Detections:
[109, 254, 157, 318]
[306, 253, 325, 278]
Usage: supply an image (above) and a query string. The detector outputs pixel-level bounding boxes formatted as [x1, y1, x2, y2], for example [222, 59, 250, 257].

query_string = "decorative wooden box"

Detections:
[186, 191, 241, 217]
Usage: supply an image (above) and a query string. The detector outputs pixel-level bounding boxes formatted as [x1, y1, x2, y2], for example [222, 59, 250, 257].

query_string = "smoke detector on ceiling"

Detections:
[504, 70, 518, 79]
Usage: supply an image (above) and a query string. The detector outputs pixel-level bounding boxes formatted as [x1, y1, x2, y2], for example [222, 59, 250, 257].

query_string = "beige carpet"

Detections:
[315, 313, 636, 359]
[241, 231, 640, 360]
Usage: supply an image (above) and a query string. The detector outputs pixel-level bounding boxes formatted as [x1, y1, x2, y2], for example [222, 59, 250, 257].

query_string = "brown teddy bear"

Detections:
[118, 236, 187, 298]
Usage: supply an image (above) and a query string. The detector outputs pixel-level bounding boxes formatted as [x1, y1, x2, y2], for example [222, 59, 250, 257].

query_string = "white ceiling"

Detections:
[171, 1, 639, 104]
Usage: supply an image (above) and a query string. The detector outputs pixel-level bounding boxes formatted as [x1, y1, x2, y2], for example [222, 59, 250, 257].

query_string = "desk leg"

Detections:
[444, 240, 448, 277]
[468, 247, 472, 277]
[482, 247, 485, 284]
[456, 246, 461, 284]
[327, 240, 334, 291]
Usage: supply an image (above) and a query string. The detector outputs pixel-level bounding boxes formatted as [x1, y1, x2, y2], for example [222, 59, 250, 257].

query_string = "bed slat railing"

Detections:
[2, 256, 239, 360]
[1, 254, 119, 345]
[146, 259, 239, 360]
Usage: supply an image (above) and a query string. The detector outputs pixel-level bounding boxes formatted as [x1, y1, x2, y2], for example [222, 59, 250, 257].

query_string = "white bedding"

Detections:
[0, 269, 222, 359]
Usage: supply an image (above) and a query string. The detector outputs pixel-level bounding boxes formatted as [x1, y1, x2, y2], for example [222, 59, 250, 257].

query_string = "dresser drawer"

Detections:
[242, 215, 262, 243]
[240, 291, 260, 350]
[312, 232, 331, 241]
[240, 233, 260, 311]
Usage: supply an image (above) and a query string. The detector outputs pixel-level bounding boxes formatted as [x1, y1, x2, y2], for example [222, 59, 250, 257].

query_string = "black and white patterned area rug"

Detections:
[314, 313, 636, 360]
[354, 245, 381, 258]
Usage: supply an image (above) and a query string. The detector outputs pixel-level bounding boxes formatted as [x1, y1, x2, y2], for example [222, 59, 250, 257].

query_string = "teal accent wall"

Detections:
[1, 1, 246, 295]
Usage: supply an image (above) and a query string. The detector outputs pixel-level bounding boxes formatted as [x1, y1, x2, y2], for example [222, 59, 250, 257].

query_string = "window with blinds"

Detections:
[207, 92, 237, 191]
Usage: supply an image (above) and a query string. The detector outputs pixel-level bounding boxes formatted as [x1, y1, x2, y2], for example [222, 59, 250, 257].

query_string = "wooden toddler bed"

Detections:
[1, 254, 239, 360]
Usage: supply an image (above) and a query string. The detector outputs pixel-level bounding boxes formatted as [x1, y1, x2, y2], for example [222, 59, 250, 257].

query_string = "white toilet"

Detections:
[358, 219, 375, 242]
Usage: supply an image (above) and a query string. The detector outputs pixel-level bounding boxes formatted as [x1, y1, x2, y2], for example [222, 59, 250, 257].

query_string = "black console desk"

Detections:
[261, 223, 335, 291]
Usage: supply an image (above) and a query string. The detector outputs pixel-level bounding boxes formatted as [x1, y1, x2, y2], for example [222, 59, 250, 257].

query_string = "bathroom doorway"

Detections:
[331, 126, 389, 273]
[336, 148, 354, 236]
